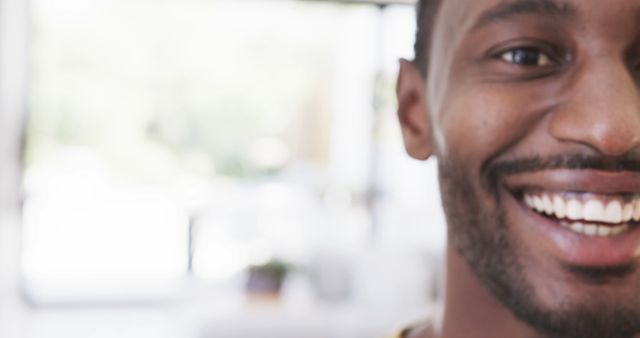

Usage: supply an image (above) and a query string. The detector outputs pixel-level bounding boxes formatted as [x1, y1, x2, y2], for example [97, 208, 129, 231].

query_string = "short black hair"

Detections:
[413, 0, 441, 77]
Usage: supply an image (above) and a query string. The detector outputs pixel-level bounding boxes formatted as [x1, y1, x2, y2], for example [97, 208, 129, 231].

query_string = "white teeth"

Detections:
[584, 200, 604, 222]
[542, 195, 554, 215]
[525, 195, 534, 208]
[553, 196, 566, 219]
[523, 192, 640, 237]
[584, 224, 598, 236]
[533, 196, 544, 212]
[526, 193, 640, 224]
[604, 201, 623, 224]
[565, 222, 630, 237]
[597, 226, 611, 237]
[566, 200, 583, 220]
[535, 196, 544, 211]
[623, 203, 634, 222]
[570, 222, 584, 233]
[612, 224, 629, 236]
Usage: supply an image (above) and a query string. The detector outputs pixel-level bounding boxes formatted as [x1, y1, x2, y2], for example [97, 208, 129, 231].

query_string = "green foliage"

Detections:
[249, 259, 291, 279]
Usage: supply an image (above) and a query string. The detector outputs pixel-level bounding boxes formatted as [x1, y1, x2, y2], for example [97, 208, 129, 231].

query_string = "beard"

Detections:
[438, 154, 640, 338]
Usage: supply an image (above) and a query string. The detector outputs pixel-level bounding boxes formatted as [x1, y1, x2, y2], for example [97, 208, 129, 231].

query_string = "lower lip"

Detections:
[505, 189, 640, 267]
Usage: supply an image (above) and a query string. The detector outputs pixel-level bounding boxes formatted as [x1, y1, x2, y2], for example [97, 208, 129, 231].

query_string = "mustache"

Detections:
[486, 154, 640, 182]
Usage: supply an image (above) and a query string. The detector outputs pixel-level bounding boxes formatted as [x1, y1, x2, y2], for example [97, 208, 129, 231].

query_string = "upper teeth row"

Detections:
[524, 193, 640, 224]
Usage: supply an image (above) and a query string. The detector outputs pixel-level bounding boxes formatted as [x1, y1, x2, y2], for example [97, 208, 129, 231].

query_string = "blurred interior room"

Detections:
[0, 0, 447, 337]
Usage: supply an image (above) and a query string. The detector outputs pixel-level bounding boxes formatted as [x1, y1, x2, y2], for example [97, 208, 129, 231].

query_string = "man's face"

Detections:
[400, 0, 640, 337]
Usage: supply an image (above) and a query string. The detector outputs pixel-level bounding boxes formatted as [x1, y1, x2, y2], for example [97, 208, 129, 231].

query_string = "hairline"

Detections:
[414, 0, 442, 78]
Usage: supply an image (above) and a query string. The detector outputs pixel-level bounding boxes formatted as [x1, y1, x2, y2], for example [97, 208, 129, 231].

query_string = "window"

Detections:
[23, 0, 444, 308]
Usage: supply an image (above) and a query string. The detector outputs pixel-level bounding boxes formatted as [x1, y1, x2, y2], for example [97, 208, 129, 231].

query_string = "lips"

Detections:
[503, 169, 640, 268]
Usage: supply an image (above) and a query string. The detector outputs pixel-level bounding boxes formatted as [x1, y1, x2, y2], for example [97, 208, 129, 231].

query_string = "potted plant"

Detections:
[245, 259, 290, 297]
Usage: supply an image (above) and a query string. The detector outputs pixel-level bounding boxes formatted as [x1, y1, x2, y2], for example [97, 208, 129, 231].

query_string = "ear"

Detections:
[396, 59, 433, 160]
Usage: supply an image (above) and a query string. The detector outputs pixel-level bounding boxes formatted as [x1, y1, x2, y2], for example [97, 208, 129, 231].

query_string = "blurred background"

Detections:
[0, 0, 447, 337]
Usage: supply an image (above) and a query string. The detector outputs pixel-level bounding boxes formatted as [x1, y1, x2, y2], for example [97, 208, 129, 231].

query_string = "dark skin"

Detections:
[397, 0, 640, 337]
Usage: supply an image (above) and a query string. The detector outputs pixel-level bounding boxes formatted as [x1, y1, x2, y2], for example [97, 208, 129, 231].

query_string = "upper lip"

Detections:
[502, 169, 640, 195]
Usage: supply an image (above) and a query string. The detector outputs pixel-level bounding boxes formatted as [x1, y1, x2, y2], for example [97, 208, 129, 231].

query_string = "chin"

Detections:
[440, 158, 640, 338]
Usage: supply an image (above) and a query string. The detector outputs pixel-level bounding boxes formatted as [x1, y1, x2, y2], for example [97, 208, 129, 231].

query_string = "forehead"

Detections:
[434, 0, 640, 33]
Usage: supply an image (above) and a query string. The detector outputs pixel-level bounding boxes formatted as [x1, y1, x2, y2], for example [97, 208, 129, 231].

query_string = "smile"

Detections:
[523, 192, 640, 237]
[502, 169, 640, 267]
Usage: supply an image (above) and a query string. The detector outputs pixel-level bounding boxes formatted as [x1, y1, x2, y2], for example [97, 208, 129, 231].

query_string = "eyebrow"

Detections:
[471, 0, 577, 31]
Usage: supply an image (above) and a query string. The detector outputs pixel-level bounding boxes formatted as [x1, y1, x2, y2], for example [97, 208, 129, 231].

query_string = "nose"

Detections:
[550, 59, 640, 157]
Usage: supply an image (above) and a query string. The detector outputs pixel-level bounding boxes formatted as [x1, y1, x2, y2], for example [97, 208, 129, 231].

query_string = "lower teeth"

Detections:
[560, 221, 630, 237]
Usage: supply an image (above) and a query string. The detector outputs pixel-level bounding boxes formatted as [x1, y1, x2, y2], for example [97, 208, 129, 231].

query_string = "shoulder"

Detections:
[390, 308, 440, 338]
[401, 323, 437, 338]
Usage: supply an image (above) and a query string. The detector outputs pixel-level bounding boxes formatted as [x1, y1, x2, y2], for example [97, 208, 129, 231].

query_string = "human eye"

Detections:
[499, 47, 552, 67]
[476, 38, 568, 80]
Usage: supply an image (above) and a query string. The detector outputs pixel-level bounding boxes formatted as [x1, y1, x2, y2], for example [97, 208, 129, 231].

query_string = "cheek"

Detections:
[435, 84, 551, 172]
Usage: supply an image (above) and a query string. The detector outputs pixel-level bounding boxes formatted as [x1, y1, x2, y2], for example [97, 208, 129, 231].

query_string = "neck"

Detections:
[436, 246, 542, 338]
